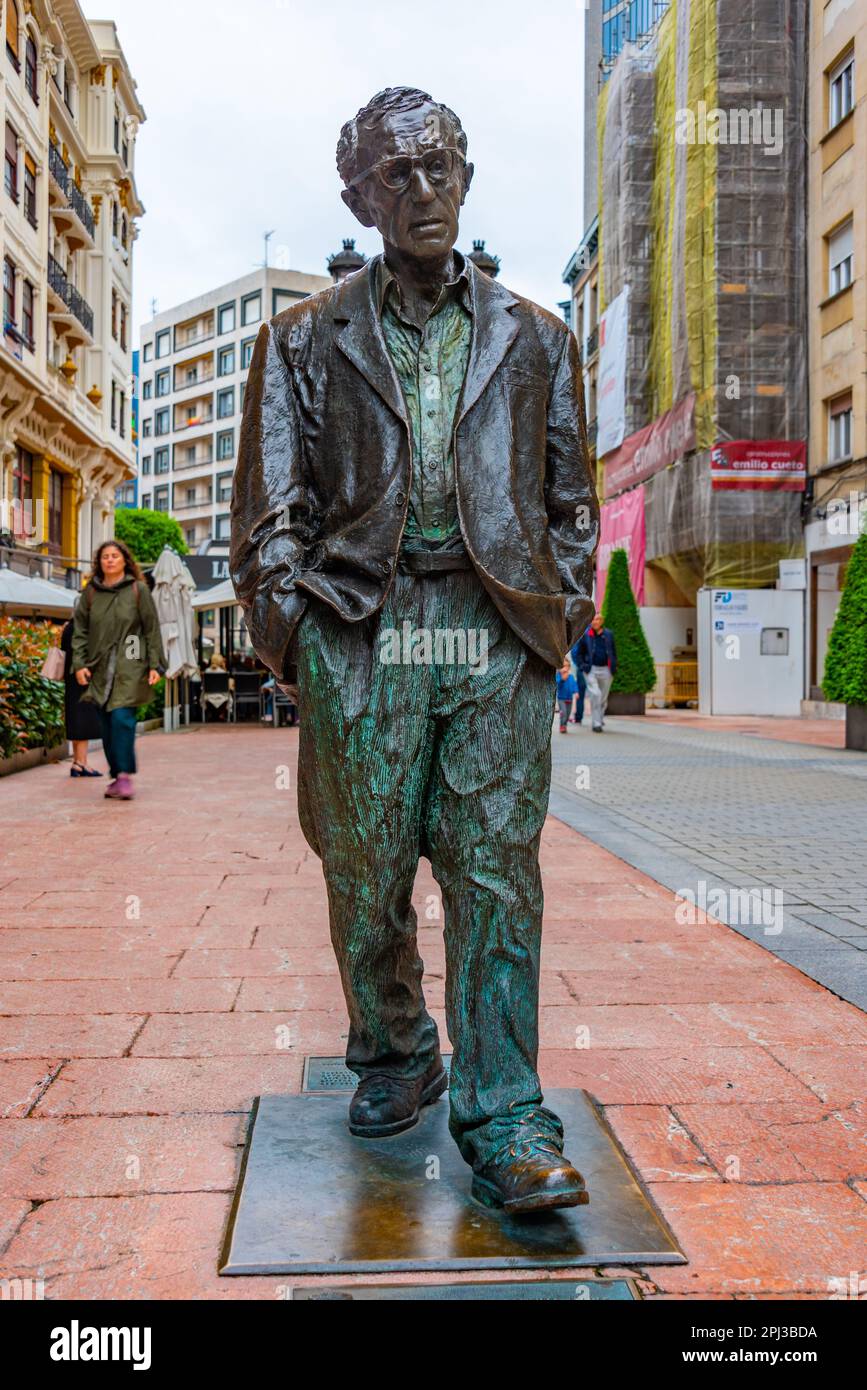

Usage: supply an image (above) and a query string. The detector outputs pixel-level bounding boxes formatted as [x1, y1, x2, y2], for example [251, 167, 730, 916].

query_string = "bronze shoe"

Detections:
[348, 1056, 448, 1138]
[471, 1138, 590, 1214]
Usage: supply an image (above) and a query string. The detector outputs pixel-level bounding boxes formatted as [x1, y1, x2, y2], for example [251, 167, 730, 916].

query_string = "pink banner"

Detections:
[604, 392, 696, 498]
[710, 440, 806, 490]
[597, 485, 646, 605]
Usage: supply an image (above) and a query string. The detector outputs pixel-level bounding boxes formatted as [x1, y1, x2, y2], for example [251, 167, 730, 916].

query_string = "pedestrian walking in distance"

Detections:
[576, 611, 617, 732]
[71, 540, 165, 801]
[556, 659, 577, 733]
[567, 645, 587, 725]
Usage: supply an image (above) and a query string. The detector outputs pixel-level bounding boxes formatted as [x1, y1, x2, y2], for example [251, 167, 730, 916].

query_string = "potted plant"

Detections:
[822, 529, 867, 751]
[600, 547, 656, 715]
[0, 617, 66, 774]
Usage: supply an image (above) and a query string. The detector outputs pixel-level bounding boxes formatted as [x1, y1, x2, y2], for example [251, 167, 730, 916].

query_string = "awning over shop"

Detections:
[0, 566, 77, 617]
[191, 577, 239, 611]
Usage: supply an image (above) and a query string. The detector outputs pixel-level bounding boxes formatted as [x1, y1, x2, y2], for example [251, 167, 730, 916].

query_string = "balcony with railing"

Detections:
[173, 437, 214, 470]
[48, 146, 95, 249]
[174, 311, 215, 353]
[585, 326, 599, 360]
[173, 351, 215, 394]
[46, 252, 94, 342]
[173, 396, 214, 432]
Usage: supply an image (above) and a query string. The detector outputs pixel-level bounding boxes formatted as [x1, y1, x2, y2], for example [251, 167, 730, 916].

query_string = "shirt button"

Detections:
[395, 490, 406, 505]
[426, 410, 436, 418]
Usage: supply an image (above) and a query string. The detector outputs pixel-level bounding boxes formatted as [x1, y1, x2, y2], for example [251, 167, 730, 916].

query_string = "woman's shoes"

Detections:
[70, 764, 103, 778]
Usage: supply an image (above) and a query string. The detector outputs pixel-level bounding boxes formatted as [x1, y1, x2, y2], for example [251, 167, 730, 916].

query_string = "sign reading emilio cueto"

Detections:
[710, 440, 807, 490]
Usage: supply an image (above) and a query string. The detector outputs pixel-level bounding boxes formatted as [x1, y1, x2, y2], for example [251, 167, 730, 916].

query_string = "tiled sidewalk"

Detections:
[0, 726, 864, 1298]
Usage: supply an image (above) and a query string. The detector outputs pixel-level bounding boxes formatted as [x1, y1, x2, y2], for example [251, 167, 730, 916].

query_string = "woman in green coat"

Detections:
[71, 540, 165, 801]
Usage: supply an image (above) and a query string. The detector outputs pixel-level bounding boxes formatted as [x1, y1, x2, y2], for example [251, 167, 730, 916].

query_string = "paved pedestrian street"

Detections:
[551, 713, 867, 1009]
[0, 723, 866, 1298]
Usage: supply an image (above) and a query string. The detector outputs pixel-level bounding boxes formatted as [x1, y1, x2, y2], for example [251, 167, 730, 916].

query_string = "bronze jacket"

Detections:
[230, 254, 599, 674]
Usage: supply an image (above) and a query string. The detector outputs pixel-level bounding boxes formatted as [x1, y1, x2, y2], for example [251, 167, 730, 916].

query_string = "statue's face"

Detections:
[341, 101, 473, 261]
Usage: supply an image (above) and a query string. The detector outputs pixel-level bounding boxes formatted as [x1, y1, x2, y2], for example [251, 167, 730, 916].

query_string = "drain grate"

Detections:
[302, 1055, 453, 1092]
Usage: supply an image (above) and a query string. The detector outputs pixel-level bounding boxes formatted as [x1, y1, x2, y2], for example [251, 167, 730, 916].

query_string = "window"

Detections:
[829, 52, 854, 129]
[185, 445, 196, 462]
[122, 139, 128, 166]
[217, 428, 234, 461]
[3, 255, 16, 325]
[24, 33, 37, 103]
[5, 123, 18, 202]
[11, 445, 32, 537]
[111, 288, 118, 339]
[215, 513, 231, 540]
[155, 407, 170, 435]
[142, 378, 152, 400]
[155, 329, 170, 358]
[62, 66, 71, 113]
[48, 468, 62, 550]
[154, 486, 169, 512]
[218, 302, 235, 335]
[119, 390, 126, 438]
[273, 288, 303, 316]
[120, 303, 127, 351]
[142, 418, 152, 438]
[112, 199, 118, 239]
[6, 1, 19, 72]
[241, 292, 261, 326]
[241, 336, 256, 369]
[113, 107, 120, 153]
[143, 340, 153, 362]
[23, 153, 36, 227]
[828, 221, 853, 296]
[217, 387, 234, 419]
[141, 493, 152, 509]
[121, 214, 128, 248]
[185, 486, 197, 504]
[142, 454, 152, 475]
[217, 472, 233, 503]
[240, 380, 246, 410]
[155, 368, 170, 396]
[110, 380, 117, 430]
[21, 278, 33, 346]
[218, 344, 235, 376]
[828, 393, 852, 463]
[154, 447, 169, 473]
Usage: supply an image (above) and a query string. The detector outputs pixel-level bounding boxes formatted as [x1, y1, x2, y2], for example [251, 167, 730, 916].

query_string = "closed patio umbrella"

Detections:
[0, 565, 77, 617]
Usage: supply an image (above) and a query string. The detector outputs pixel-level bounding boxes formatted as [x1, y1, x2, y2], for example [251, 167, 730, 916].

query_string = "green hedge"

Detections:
[823, 529, 867, 706]
[113, 509, 188, 565]
[601, 548, 657, 695]
[0, 618, 65, 759]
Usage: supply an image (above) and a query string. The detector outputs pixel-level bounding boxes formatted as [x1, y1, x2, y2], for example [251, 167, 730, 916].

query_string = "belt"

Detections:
[397, 547, 473, 575]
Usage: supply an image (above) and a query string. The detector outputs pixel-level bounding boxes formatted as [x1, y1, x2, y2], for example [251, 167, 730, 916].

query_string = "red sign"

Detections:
[604, 393, 696, 498]
[597, 485, 646, 606]
[710, 440, 806, 490]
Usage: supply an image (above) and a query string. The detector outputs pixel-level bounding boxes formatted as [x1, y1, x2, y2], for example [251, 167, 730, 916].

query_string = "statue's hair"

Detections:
[336, 87, 467, 186]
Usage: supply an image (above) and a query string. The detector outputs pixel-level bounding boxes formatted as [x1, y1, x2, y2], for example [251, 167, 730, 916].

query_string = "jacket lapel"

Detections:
[458, 259, 519, 423]
[333, 258, 409, 427]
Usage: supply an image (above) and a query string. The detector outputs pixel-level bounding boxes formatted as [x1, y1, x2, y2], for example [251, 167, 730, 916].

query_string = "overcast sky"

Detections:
[88, 0, 585, 335]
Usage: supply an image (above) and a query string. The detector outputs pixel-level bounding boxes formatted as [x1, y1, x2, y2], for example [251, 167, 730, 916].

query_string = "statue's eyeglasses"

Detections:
[348, 147, 464, 192]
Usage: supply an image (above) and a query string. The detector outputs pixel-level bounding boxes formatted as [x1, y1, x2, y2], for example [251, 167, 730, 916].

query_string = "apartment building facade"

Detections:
[138, 267, 330, 550]
[0, 0, 144, 581]
[804, 1, 866, 698]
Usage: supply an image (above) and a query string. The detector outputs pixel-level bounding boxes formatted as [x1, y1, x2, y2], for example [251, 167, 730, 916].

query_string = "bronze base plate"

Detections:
[220, 1083, 685, 1275]
[292, 1278, 637, 1299]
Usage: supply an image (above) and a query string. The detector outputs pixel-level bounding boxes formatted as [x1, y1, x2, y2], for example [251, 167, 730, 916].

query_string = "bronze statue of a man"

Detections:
[231, 88, 599, 1213]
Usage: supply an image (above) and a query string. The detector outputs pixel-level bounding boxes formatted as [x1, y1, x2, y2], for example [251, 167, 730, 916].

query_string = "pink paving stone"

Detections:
[32, 1057, 305, 1116]
[0, 1199, 31, 1254]
[674, 1099, 867, 1183]
[540, 1047, 814, 1104]
[0, 1014, 145, 1059]
[0, 978, 240, 1014]
[0, 951, 180, 980]
[556, 965, 816, 1006]
[645, 1182, 867, 1294]
[760, 1045, 867, 1106]
[538, 1004, 749, 1050]
[131, 1010, 348, 1057]
[0, 1115, 245, 1199]
[708, 1000, 867, 1046]
[0, 923, 256, 951]
[0, 1061, 62, 1118]
[173, 946, 342, 977]
[603, 1105, 717, 1182]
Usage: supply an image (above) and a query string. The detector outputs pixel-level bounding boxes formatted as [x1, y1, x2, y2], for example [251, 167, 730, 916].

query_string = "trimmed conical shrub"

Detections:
[601, 548, 657, 694]
[822, 529, 867, 706]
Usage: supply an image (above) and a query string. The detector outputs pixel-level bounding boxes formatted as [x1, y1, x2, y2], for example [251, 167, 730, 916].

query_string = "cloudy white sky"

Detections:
[87, 0, 585, 335]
